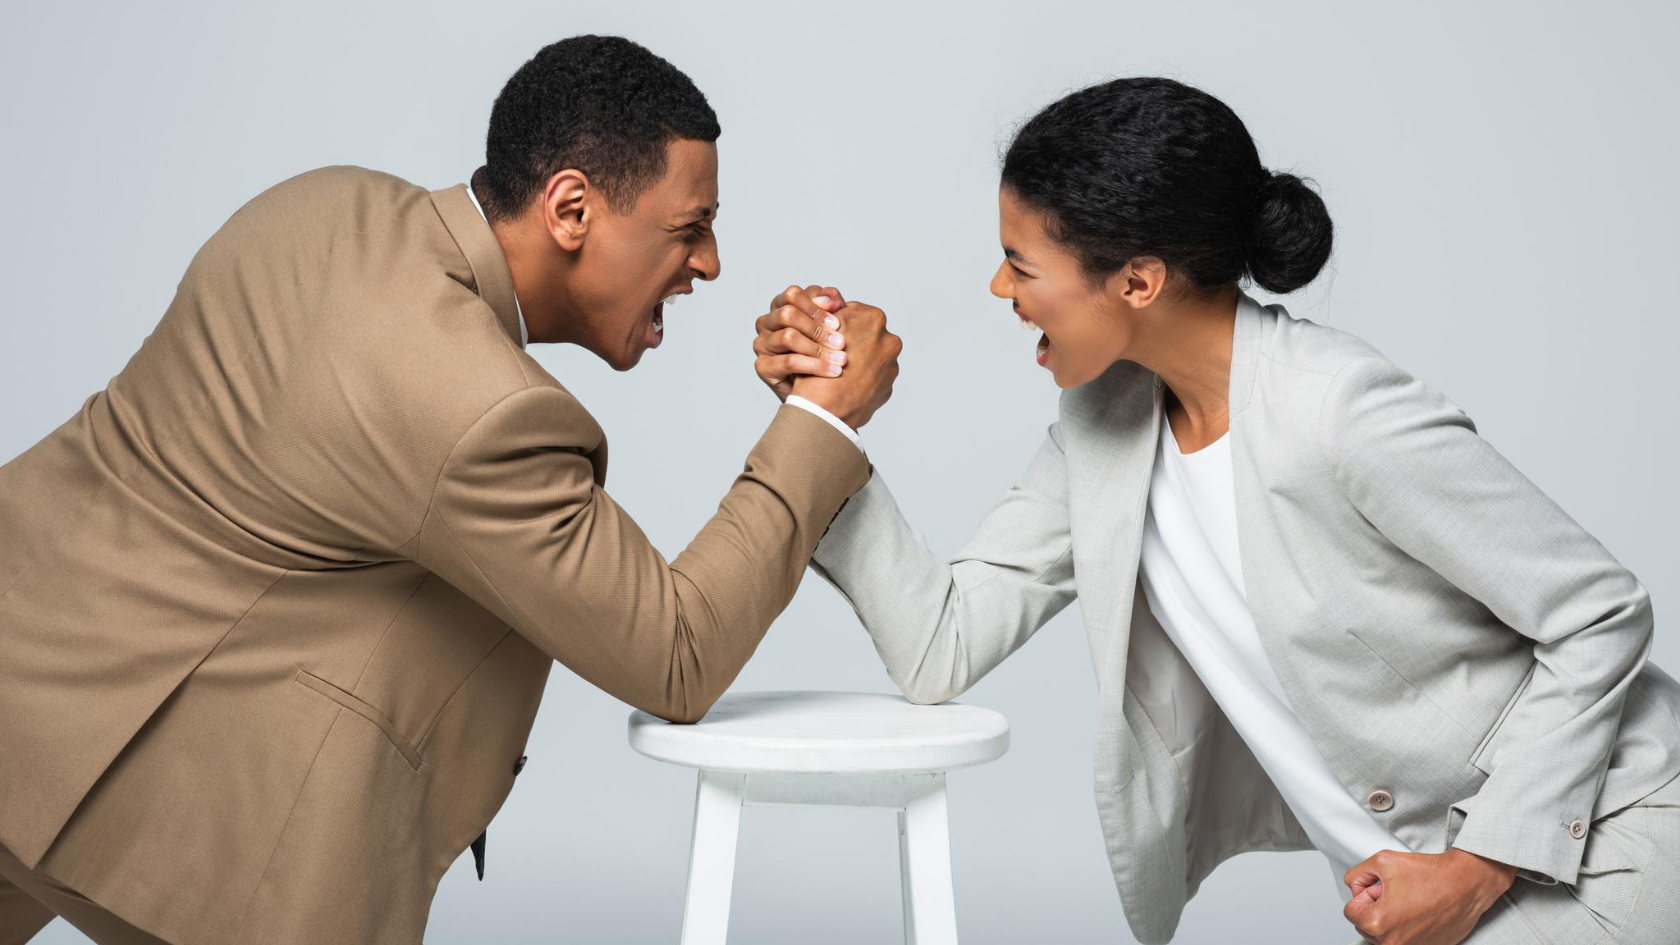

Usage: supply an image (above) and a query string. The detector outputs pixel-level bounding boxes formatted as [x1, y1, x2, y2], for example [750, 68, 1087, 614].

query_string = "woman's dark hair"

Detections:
[476, 35, 720, 221]
[1001, 77, 1331, 295]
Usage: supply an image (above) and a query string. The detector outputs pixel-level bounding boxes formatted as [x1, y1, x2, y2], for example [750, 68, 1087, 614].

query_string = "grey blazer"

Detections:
[810, 290, 1680, 944]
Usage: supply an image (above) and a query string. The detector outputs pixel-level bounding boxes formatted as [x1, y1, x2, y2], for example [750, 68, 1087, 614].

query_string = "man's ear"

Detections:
[541, 169, 591, 252]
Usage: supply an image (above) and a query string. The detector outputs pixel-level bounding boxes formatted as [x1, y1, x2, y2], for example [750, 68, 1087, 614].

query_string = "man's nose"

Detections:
[691, 240, 720, 282]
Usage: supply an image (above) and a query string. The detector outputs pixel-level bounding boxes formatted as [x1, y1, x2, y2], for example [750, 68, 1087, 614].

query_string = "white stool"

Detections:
[628, 690, 1009, 945]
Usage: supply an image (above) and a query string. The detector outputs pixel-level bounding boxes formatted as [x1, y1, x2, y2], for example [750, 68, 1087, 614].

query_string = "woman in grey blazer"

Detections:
[753, 78, 1679, 945]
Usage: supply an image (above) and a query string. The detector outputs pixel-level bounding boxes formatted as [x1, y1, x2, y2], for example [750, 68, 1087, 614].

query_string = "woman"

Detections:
[751, 78, 1680, 945]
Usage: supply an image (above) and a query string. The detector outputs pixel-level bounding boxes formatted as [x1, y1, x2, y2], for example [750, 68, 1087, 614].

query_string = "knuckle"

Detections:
[779, 327, 803, 347]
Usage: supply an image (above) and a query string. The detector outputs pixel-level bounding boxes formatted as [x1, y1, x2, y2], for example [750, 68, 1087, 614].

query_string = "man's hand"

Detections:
[752, 284, 850, 401]
[1343, 848, 1517, 945]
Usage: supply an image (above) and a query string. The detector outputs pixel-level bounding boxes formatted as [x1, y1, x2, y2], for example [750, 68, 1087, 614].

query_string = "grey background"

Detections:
[3, 1, 1675, 942]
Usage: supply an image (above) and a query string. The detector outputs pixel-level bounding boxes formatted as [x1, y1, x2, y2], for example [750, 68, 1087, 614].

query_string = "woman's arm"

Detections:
[1319, 355, 1654, 886]
[810, 422, 1078, 704]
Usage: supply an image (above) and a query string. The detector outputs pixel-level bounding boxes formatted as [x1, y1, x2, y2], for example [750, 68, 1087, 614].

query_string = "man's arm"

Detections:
[403, 388, 868, 723]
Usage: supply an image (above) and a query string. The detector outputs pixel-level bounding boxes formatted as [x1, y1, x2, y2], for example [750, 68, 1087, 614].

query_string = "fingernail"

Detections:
[827, 350, 846, 364]
[824, 314, 840, 330]
[828, 362, 842, 376]
[827, 332, 844, 346]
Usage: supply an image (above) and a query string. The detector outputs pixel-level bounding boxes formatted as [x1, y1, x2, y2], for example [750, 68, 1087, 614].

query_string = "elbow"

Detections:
[646, 669, 728, 725]
[1608, 579, 1655, 656]
[650, 705, 710, 725]
[899, 673, 963, 706]
[645, 694, 715, 725]
[647, 680, 723, 724]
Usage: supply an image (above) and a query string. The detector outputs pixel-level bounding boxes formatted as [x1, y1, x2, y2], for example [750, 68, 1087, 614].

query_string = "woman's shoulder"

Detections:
[1252, 296, 1389, 379]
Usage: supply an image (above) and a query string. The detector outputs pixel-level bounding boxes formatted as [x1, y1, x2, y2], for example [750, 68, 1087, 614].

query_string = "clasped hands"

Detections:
[751, 284, 901, 432]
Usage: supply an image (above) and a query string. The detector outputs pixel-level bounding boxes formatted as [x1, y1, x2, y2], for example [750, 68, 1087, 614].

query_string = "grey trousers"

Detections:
[1458, 772, 1680, 945]
[0, 843, 167, 945]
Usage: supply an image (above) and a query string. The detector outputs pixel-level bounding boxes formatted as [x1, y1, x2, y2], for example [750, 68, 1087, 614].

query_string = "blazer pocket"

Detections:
[295, 669, 423, 770]
[1469, 661, 1538, 775]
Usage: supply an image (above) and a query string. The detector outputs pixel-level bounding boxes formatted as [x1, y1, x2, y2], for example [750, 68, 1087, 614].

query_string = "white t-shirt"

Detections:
[1136, 410, 1407, 886]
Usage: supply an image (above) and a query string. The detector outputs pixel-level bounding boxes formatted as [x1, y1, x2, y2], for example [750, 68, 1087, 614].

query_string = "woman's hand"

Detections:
[752, 284, 849, 401]
[1343, 848, 1517, 945]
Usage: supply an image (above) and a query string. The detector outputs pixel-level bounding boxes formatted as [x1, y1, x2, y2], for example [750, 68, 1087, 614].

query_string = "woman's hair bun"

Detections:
[1248, 171, 1334, 295]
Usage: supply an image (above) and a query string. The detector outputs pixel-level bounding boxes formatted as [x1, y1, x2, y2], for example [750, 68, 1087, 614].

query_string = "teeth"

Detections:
[1018, 315, 1038, 331]
[662, 294, 677, 307]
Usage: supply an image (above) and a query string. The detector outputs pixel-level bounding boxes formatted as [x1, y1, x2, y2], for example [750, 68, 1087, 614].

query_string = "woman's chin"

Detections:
[1048, 359, 1107, 390]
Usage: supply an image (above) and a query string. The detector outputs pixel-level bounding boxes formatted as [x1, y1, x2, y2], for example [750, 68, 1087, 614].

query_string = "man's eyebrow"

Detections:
[677, 202, 719, 223]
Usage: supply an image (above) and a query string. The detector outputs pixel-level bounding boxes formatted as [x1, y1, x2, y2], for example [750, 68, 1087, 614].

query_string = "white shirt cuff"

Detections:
[785, 395, 862, 450]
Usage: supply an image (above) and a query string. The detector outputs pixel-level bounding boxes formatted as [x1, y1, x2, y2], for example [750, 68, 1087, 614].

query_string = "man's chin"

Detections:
[598, 344, 645, 372]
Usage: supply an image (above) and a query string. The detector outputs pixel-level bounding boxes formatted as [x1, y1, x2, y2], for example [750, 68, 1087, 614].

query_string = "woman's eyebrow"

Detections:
[1004, 246, 1031, 265]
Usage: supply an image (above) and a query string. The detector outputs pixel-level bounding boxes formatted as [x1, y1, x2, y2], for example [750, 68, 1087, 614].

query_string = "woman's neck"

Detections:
[1127, 287, 1238, 447]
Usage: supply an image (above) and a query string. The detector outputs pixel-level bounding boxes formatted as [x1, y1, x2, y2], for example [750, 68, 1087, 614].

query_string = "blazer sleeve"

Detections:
[809, 421, 1078, 705]
[1318, 355, 1654, 885]
[404, 387, 870, 724]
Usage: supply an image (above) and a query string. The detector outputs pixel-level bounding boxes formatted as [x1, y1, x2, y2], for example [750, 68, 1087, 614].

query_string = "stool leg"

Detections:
[901, 773, 957, 945]
[681, 769, 745, 945]
[897, 807, 919, 945]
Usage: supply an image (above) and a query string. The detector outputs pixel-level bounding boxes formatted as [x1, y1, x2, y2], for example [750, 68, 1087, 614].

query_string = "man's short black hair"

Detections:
[474, 35, 720, 221]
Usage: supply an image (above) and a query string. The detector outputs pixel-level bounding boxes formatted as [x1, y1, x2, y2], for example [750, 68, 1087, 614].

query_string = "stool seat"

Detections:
[628, 690, 1009, 775]
[632, 690, 1010, 944]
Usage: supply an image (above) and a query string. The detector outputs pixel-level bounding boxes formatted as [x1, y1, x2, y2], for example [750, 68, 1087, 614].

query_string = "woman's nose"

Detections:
[989, 261, 1013, 299]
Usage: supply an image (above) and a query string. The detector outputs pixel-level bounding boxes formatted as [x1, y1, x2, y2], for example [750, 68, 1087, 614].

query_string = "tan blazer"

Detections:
[0, 166, 869, 945]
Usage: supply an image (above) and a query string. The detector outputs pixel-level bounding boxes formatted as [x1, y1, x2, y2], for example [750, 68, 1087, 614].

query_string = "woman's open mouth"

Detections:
[1019, 312, 1049, 367]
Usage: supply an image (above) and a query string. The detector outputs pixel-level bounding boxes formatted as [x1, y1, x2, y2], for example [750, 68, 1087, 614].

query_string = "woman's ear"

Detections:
[1112, 256, 1167, 309]
[541, 169, 591, 252]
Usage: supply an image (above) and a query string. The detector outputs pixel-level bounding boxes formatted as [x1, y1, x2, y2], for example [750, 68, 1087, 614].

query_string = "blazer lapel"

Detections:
[1071, 293, 1265, 667]
[1228, 291, 1263, 418]
[1065, 361, 1163, 688]
[430, 184, 525, 350]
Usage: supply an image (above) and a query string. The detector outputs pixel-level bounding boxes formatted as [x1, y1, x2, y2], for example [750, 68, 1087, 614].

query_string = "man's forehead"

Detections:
[675, 200, 718, 223]
[646, 139, 719, 217]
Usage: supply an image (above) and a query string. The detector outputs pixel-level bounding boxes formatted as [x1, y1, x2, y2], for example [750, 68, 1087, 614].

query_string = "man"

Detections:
[0, 35, 898, 945]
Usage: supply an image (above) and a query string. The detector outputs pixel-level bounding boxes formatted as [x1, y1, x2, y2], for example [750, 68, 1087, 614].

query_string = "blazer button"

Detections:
[1569, 819, 1587, 839]
[513, 755, 528, 776]
[1367, 789, 1395, 812]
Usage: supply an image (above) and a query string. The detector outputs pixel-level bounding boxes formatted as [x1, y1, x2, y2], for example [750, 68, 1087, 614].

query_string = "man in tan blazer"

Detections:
[0, 35, 897, 945]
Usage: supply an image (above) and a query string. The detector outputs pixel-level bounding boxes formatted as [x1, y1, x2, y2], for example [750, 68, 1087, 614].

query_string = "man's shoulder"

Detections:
[208, 166, 434, 244]
[257, 164, 427, 208]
